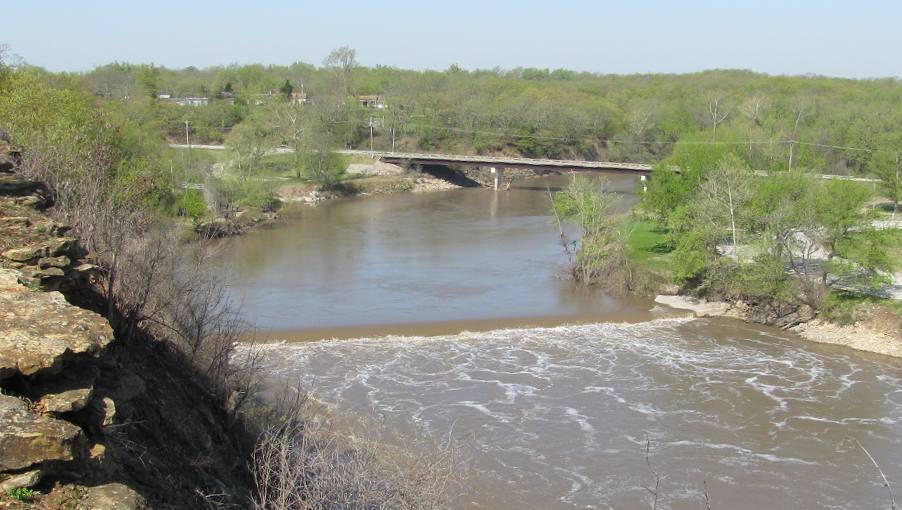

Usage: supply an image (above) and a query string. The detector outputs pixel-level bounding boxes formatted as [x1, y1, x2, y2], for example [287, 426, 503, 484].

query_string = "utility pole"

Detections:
[368, 116, 374, 153]
[184, 120, 191, 147]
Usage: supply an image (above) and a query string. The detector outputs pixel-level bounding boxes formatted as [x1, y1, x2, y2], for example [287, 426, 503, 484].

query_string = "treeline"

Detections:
[70, 47, 902, 178]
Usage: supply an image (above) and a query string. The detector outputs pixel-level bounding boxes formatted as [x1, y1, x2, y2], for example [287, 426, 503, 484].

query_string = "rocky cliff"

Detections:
[0, 148, 251, 507]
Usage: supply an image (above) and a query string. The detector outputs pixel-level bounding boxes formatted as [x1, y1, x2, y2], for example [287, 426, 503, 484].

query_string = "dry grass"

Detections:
[251, 389, 464, 510]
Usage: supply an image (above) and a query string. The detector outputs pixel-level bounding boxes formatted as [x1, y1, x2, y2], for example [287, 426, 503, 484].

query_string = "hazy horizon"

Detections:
[5, 0, 902, 80]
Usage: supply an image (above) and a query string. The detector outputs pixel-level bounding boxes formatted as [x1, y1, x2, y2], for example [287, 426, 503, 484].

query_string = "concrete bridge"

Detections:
[364, 151, 653, 190]
[168, 144, 653, 190]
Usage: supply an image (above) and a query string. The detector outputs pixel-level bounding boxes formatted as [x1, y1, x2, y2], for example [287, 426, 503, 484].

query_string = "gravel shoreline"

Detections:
[655, 294, 902, 358]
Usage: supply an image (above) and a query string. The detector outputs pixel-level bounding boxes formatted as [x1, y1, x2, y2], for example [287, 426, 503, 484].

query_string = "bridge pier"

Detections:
[490, 166, 505, 191]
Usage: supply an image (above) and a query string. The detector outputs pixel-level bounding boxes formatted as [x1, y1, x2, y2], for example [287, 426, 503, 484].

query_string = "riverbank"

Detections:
[654, 294, 902, 358]
[0, 169, 252, 506]
[192, 163, 466, 240]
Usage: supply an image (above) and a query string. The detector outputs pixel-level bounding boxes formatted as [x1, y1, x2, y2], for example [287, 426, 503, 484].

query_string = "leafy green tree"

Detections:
[225, 112, 277, 177]
[869, 142, 902, 218]
[810, 180, 874, 266]
[279, 79, 293, 100]
[137, 64, 161, 99]
[553, 176, 629, 287]
[642, 139, 739, 223]
[666, 154, 753, 286]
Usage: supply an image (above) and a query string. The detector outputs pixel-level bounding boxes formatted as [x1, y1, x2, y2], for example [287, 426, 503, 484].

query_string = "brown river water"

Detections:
[222, 175, 902, 509]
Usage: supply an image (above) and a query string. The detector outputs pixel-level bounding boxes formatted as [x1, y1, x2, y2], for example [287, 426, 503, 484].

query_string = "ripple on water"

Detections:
[240, 318, 902, 510]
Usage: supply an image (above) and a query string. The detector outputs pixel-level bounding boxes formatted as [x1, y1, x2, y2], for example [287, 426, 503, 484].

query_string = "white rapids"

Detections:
[244, 318, 902, 510]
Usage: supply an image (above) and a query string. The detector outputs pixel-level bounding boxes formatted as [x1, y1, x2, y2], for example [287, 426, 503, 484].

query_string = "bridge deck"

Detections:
[373, 151, 653, 174]
[169, 145, 880, 182]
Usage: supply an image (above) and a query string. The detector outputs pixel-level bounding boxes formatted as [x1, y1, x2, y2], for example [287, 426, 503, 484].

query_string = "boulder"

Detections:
[47, 237, 78, 257]
[38, 255, 71, 269]
[2, 245, 45, 263]
[102, 369, 146, 404]
[0, 174, 43, 197]
[39, 387, 94, 414]
[0, 154, 15, 173]
[0, 394, 84, 471]
[79, 483, 147, 510]
[654, 295, 732, 317]
[744, 302, 815, 328]
[0, 469, 41, 491]
[0, 271, 113, 379]
[90, 397, 117, 428]
[30, 266, 66, 278]
[1, 237, 78, 264]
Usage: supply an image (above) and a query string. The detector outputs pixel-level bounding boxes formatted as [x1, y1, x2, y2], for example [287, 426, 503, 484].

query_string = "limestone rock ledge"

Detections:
[654, 294, 733, 317]
[0, 394, 84, 471]
[0, 268, 112, 379]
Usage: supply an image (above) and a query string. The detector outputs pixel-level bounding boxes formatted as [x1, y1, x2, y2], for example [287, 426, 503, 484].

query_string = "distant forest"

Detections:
[70, 52, 901, 176]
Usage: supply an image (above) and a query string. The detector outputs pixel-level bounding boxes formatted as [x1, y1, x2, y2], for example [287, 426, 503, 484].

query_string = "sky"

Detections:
[4, 0, 901, 78]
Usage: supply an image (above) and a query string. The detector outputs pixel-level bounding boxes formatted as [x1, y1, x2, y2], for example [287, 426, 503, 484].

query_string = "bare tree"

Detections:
[740, 93, 768, 126]
[18, 109, 261, 409]
[271, 101, 310, 178]
[627, 102, 658, 140]
[787, 94, 814, 171]
[704, 91, 732, 141]
[852, 438, 897, 510]
[323, 46, 358, 97]
[695, 154, 754, 256]
[251, 389, 463, 510]
[642, 434, 662, 510]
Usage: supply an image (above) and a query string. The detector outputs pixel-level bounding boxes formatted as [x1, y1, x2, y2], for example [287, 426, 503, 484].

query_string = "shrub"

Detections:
[250, 390, 462, 510]
[7, 487, 34, 502]
[175, 189, 207, 220]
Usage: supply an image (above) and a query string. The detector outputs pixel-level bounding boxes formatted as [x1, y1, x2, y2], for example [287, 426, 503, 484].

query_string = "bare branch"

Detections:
[853, 438, 897, 510]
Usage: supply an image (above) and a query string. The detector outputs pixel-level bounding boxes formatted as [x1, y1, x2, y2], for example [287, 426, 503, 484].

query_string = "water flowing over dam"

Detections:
[249, 319, 902, 509]
[220, 176, 902, 509]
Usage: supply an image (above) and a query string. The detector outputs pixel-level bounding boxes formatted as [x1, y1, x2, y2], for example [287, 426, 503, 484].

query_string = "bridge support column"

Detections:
[490, 166, 505, 191]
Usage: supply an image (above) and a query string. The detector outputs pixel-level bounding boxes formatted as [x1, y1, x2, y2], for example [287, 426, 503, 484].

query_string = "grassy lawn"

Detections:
[821, 290, 902, 325]
[837, 229, 902, 272]
[623, 220, 675, 277]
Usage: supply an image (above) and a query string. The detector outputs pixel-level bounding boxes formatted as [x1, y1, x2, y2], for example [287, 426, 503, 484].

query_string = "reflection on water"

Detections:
[219, 175, 643, 332]
[247, 319, 902, 510]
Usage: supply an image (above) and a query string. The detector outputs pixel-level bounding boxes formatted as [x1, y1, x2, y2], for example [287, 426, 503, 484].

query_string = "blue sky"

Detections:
[4, 0, 900, 78]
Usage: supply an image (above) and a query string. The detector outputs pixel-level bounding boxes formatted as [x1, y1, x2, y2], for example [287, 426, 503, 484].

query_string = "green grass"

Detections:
[623, 220, 674, 276]
[837, 229, 902, 271]
[257, 153, 298, 178]
[820, 290, 902, 325]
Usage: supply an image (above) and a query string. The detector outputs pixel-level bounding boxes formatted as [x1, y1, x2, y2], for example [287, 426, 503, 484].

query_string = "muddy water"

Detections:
[251, 319, 902, 510]
[220, 175, 647, 332]
[222, 175, 902, 509]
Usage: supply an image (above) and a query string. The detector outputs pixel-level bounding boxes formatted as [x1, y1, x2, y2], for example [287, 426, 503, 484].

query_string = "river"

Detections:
[221, 175, 902, 509]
